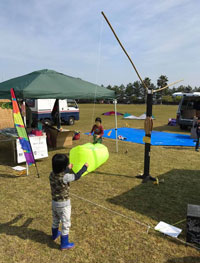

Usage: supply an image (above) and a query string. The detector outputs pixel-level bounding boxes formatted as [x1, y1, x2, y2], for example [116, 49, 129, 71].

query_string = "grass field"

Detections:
[0, 104, 200, 263]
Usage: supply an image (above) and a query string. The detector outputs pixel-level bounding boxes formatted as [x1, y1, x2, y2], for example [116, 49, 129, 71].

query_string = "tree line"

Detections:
[103, 75, 200, 104]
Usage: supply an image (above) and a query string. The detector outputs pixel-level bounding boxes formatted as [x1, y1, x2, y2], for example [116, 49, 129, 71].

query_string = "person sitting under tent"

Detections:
[25, 104, 33, 128]
[51, 99, 60, 127]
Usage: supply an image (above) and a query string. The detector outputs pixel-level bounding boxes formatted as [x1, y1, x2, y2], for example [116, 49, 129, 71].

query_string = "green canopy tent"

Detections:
[0, 69, 118, 152]
[0, 69, 115, 100]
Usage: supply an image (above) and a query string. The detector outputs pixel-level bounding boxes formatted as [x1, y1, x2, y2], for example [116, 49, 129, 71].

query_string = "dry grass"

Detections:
[0, 104, 200, 263]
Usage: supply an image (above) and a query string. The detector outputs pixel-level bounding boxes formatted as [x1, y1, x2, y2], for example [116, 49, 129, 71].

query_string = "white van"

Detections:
[26, 99, 79, 126]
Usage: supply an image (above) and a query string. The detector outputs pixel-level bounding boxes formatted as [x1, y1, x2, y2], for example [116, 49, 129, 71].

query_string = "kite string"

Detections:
[71, 192, 151, 230]
[91, 16, 104, 130]
[71, 192, 200, 251]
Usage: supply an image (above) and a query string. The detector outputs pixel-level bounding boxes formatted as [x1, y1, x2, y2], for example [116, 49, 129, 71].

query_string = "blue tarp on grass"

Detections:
[100, 127, 195, 147]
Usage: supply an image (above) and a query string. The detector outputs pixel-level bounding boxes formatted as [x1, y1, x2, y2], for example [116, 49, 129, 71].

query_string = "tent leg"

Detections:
[57, 99, 61, 129]
[13, 140, 16, 164]
[114, 99, 118, 153]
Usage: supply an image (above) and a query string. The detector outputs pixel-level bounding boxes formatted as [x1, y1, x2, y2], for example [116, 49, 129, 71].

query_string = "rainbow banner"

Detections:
[11, 88, 35, 166]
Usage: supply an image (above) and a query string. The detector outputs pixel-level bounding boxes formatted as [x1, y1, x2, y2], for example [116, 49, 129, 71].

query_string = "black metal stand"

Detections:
[136, 89, 156, 183]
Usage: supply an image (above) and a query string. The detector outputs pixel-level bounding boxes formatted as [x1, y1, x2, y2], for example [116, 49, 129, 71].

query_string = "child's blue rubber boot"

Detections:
[52, 228, 61, 240]
[61, 235, 75, 250]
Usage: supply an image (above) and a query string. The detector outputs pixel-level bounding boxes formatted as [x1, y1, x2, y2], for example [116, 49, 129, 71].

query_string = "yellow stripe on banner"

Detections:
[143, 136, 151, 144]
[14, 113, 24, 125]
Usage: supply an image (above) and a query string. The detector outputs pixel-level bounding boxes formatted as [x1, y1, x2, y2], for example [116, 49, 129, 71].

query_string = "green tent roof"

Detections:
[0, 69, 115, 100]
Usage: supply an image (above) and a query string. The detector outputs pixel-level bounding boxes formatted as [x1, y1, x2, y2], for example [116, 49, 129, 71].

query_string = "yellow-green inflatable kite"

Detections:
[69, 143, 109, 176]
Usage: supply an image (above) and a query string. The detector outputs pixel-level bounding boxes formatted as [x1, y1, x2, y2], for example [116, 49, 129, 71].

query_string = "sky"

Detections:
[0, 0, 200, 88]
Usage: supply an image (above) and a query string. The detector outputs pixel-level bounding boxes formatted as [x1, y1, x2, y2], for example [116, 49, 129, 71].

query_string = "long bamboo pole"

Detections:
[101, 11, 148, 92]
[153, 79, 184, 93]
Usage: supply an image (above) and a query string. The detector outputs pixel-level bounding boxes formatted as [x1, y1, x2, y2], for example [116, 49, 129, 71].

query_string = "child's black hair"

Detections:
[95, 117, 102, 123]
[52, 154, 69, 174]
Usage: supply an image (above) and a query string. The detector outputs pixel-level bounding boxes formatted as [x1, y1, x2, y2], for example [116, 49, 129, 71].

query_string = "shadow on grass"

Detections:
[163, 146, 194, 151]
[166, 256, 200, 263]
[107, 169, 200, 224]
[0, 214, 59, 250]
[0, 174, 24, 179]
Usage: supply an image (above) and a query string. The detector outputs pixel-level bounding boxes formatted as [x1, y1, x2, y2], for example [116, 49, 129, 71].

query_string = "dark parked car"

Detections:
[176, 93, 200, 129]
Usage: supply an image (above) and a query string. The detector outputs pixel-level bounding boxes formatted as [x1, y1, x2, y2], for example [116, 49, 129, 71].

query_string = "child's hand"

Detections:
[84, 163, 89, 167]
[89, 133, 92, 136]
[96, 135, 100, 138]
[68, 163, 73, 169]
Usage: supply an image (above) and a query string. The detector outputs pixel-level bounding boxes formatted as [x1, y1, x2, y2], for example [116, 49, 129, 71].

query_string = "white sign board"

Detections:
[16, 135, 48, 163]
[155, 221, 182, 238]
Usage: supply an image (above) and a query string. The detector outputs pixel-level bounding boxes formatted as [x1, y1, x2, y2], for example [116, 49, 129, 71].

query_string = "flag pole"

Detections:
[11, 89, 40, 178]
[22, 100, 29, 176]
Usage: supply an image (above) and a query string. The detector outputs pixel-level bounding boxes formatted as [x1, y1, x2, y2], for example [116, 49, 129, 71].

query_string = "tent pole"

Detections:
[114, 99, 118, 153]
[23, 100, 29, 176]
[57, 99, 61, 129]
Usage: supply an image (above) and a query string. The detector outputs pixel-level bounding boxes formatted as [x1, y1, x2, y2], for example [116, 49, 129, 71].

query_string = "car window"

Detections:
[26, 99, 35, 107]
[181, 97, 200, 110]
[67, 100, 77, 108]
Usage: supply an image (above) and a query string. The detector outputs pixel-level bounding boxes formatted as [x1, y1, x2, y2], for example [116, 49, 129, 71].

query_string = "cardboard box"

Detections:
[182, 109, 196, 119]
[49, 129, 74, 148]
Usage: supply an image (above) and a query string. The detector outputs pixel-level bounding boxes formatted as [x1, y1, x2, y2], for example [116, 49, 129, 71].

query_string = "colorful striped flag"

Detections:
[11, 88, 35, 166]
